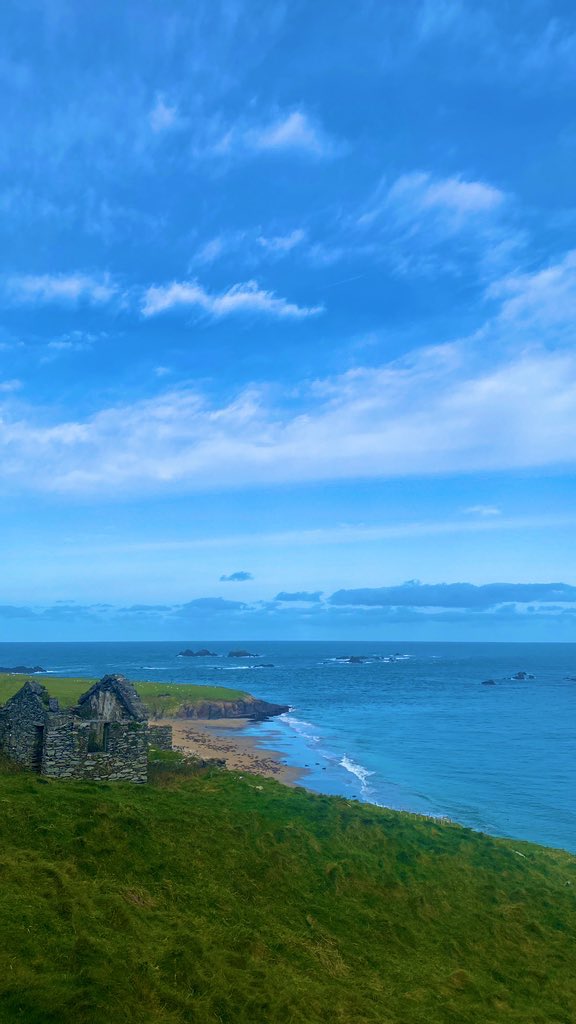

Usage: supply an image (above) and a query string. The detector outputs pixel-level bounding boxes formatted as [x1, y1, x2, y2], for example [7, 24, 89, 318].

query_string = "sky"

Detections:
[1, 0, 576, 641]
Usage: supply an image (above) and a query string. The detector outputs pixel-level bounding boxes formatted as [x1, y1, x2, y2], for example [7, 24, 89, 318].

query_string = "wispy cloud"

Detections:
[301, 169, 516, 278]
[463, 505, 502, 517]
[142, 278, 323, 319]
[214, 109, 339, 159]
[3, 251, 576, 495]
[4, 273, 117, 306]
[2, 342, 576, 495]
[257, 229, 306, 253]
[220, 571, 253, 582]
[486, 249, 576, 339]
[0, 378, 22, 393]
[191, 227, 306, 267]
[359, 171, 505, 230]
[149, 94, 182, 133]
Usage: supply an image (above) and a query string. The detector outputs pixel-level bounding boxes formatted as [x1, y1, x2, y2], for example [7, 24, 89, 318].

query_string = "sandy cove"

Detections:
[155, 718, 308, 787]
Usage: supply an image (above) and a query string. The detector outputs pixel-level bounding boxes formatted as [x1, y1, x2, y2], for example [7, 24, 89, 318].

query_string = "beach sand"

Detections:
[154, 718, 308, 787]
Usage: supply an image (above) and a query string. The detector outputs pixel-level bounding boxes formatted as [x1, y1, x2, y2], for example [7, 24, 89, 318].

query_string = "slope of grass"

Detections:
[0, 674, 248, 715]
[0, 755, 574, 1024]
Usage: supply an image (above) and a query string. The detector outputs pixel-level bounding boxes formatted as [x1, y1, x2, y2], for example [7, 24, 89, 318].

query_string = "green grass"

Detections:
[0, 674, 248, 717]
[0, 755, 574, 1024]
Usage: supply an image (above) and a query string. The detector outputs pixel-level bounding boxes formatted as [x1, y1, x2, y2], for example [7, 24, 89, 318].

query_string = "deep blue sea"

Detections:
[1, 640, 575, 852]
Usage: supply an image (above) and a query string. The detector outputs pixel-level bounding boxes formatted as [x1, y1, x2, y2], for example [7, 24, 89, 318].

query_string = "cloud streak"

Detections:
[142, 278, 323, 319]
[214, 110, 339, 159]
[4, 273, 117, 306]
[2, 343, 576, 494]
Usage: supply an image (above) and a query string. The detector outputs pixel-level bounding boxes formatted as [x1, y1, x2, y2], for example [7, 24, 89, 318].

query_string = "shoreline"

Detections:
[156, 718, 309, 787]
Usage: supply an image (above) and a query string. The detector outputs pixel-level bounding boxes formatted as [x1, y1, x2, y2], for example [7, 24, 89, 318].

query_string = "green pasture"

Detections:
[0, 752, 574, 1023]
[0, 673, 248, 717]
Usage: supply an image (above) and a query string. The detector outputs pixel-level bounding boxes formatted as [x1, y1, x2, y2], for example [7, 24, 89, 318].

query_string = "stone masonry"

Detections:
[0, 674, 172, 783]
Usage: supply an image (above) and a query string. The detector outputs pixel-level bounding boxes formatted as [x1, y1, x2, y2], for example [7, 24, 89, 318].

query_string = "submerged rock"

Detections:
[481, 679, 496, 686]
[227, 650, 260, 658]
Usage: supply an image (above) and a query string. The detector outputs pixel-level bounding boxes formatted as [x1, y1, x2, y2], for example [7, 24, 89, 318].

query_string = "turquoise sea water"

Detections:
[1, 640, 575, 852]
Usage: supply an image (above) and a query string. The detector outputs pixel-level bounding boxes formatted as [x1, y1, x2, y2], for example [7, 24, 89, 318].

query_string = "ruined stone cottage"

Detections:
[0, 674, 172, 783]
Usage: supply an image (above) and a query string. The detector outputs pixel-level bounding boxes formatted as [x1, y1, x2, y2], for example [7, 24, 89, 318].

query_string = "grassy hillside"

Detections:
[0, 673, 248, 716]
[0, 755, 574, 1024]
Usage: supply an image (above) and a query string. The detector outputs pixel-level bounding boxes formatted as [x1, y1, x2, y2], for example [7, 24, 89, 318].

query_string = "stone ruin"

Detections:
[0, 674, 172, 783]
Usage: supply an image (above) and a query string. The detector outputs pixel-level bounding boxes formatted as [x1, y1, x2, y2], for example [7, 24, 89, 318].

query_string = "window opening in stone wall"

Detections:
[32, 725, 44, 772]
[87, 724, 110, 752]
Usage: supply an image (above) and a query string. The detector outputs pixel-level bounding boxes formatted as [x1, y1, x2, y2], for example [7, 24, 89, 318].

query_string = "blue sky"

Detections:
[1, 0, 576, 641]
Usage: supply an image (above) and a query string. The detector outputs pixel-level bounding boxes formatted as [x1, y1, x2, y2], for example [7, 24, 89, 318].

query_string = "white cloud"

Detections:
[463, 505, 502, 517]
[257, 229, 306, 254]
[193, 237, 228, 265]
[359, 171, 505, 231]
[2, 343, 576, 495]
[487, 250, 576, 337]
[4, 273, 116, 306]
[141, 278, 323, 319]
[149, 94, 181, 133]
[3, 251, 576, 496]
[213, 109, 338, 159]
[0, 379, 21, 393]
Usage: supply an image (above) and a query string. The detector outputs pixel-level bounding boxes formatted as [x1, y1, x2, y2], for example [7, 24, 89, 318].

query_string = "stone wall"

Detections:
[42, 717, 148, 783]
[0, 684, 49, 770]
[148, 725, 173, 750]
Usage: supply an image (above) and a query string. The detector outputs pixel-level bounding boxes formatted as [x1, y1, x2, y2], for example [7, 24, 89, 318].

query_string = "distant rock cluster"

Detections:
[0, 665, 46, 674]
[178, 649, 218, 658]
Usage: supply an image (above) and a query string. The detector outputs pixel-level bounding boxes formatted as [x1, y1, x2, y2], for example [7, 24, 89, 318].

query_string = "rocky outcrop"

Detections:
[178, 649, 218, 657]
[0, 665, 46, 674]
[152, 697, 289, 721]
[227, 650, 260, 658]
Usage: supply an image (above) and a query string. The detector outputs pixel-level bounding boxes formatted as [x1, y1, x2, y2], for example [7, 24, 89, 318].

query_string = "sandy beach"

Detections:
[155, 718, 308, 787]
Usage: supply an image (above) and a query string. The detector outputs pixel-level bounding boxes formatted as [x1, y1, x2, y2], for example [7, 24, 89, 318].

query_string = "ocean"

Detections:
[1, 640, 575, 852]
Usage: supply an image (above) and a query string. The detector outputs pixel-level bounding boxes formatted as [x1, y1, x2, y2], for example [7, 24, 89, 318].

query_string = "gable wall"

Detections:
[0, 689, 48, 769]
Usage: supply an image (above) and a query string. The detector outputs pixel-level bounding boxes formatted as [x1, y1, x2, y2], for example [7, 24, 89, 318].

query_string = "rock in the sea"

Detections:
[0, 665, 46, 674]
[227, 650, 260, 658]
[178, 648, 218, 657]
[511, 671, 535, 680]
[481, 679, 496, 685]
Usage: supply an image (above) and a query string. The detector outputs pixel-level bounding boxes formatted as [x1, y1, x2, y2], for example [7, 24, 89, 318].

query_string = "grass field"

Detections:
[0, 673, 248, 716]
[0, 753, 574, 1024]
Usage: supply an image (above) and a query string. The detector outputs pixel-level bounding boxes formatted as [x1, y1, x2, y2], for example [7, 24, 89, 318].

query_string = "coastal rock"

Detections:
[511, 671, 535, 680]
[227, 650, 260, 658]
[0, 665, 46, 674]
[481, 679, 496, 686]
[178, 649, 218, 657]
[152, 696, 289, 722]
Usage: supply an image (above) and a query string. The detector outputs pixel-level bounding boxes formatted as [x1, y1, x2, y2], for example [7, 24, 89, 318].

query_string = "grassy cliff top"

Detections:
[0, 755, 574, 1024]
[0, 673, 248, 716]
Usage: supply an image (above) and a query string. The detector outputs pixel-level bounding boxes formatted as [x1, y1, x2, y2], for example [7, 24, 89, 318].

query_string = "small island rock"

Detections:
[0, 665, 46, 674]
[178, 649, 218, 657]
[227, 650, 260, 658]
